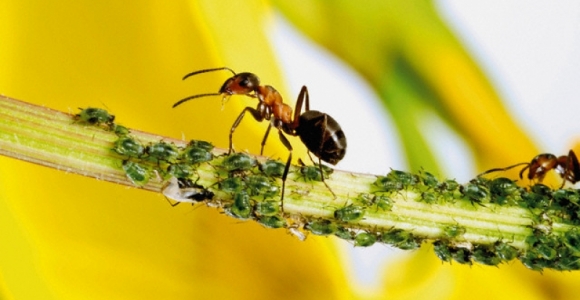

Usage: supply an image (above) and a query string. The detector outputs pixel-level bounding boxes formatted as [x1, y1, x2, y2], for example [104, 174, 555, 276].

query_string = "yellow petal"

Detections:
[0, 1, 346, 298]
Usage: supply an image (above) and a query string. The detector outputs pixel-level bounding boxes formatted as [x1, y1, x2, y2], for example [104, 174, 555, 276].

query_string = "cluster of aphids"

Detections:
[74, 107, 213, 189]
[72, 106, 336, 238]
[369, 164, 580, 270]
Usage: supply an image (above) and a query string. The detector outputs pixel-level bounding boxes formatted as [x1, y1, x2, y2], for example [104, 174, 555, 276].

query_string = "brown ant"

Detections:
[173, 67, 347, 211]
[478, 150, 580, 188]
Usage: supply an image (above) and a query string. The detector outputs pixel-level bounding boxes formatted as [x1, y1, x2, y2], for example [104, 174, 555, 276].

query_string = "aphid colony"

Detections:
[73, 104, 342, 239]
[73, 67, 580, 272]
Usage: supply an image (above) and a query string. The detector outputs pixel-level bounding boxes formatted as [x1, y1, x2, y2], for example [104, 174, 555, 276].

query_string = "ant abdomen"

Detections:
[296, 111, 346, 165]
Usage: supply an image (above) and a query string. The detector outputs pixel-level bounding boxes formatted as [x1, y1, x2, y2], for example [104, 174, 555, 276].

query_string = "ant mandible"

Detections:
[478, 150, 580, 188]
[173, 67, 347, 211]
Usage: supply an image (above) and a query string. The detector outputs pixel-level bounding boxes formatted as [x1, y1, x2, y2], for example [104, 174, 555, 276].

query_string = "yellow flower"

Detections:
[0, 1, 347, 299]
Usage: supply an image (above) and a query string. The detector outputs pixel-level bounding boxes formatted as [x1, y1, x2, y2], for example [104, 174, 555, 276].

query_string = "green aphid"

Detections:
[373, 195, 393, 211]
[112, 124, 130, 136]
[564, 230, 580, 256]
[438, 179, 459, 192]
[222, 153, 256, 171]
[381, 229, 420, 250]
[220, 177, 245, 193]
[229, 191, 252, 219]
[554, 255, 580, 271]
[260, 159, 286, 178]
[354, 232, 377, 247]
[443, 224, 466, 238]
[167, 163, 194, 179]
[374, 170, 419, 192]
[397, 238, 422, 250]
[122, 161, 150, 186]
[299, 165, 325, 182]
[489, 177, 519, 197]
[519, 252, 549, 271]
[373, 176, 396, 192]
[254, 200, 280, 216]
[552, 189, 580, 207]
[354, 193, 374, 206]
[525, 231, 559, 261]
[521, 184, 552, 209]
[451, 248, 473, 265]
[334, 227, 355, 241]
[146, 141, 179, 163]
[244, 175, 279, 198]
[75, 107, 115, 128]
[472, 246, 502, 266]
[419, 171, 439, 188]
[305, 219, 338, 236]
[187, 140, 214, 152]
[535, 244, 558, 260]
[421, 191, 437, 204]
[488, 177, 520, 205]
[389, 170, 419, 186]
[461, 181, 489, 205]
[433, 241, 453, 262]
[113, 136, 145, 158]
[334, 204, 365, 222]
[494, 242, 519, 261]
[180, 144, 212, 164]
[258, 216, 287, 229]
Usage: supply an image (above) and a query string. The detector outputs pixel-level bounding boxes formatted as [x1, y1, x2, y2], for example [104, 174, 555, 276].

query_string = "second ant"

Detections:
[478, 149, 580, 188]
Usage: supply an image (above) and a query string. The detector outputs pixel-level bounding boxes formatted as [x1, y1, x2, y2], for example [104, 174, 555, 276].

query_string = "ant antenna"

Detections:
[172, 93, 223, 108]
[174, 67, 238, 108]
[182, 67, 237, 81]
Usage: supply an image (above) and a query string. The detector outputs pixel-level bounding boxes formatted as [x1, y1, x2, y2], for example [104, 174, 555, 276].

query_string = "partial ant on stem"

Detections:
[173, 67, 347, 211]
[478, 149, 580, 188]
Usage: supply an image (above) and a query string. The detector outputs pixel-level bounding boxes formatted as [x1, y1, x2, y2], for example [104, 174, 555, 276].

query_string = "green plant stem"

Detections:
[2, 94, 580, 271]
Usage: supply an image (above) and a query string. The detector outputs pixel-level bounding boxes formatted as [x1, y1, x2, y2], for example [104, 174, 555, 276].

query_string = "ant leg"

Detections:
[290, 86, 310, 129]
[304, 152, 337, 198]
[278, 130, 293, 213]
[567, 150, 580, 186]
[558, 150, 580, 188]
[476, 162, 529, 178]
[311, 153, 337, 199]
[260, 123, 273, 156]
[229, 106, 265, 154]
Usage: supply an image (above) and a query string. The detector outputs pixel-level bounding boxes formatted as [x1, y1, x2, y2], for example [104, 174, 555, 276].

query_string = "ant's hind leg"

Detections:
[315, 155, 337, 199]
[305, 152, 337, 199]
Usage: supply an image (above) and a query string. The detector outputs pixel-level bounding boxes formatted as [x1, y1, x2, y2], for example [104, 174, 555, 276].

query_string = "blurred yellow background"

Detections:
[2, 0, 580, 299]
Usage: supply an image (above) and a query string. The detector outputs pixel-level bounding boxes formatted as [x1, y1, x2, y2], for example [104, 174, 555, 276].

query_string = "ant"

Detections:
[173, 67, 347, 211]
[478, 150, 580, 188]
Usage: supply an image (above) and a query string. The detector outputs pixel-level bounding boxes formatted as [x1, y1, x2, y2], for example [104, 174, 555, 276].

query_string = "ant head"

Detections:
[219, 72, 260, 96]
[174, 68, 261, 109]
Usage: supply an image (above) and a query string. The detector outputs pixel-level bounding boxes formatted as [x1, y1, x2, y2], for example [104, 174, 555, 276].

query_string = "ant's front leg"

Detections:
[260, 123, 273, 156]
[278, 130, 293, 213]
[229, 104, 268, 154]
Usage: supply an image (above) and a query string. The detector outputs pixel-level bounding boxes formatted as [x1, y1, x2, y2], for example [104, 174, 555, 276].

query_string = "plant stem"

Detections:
[1, 94, 580, 271]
